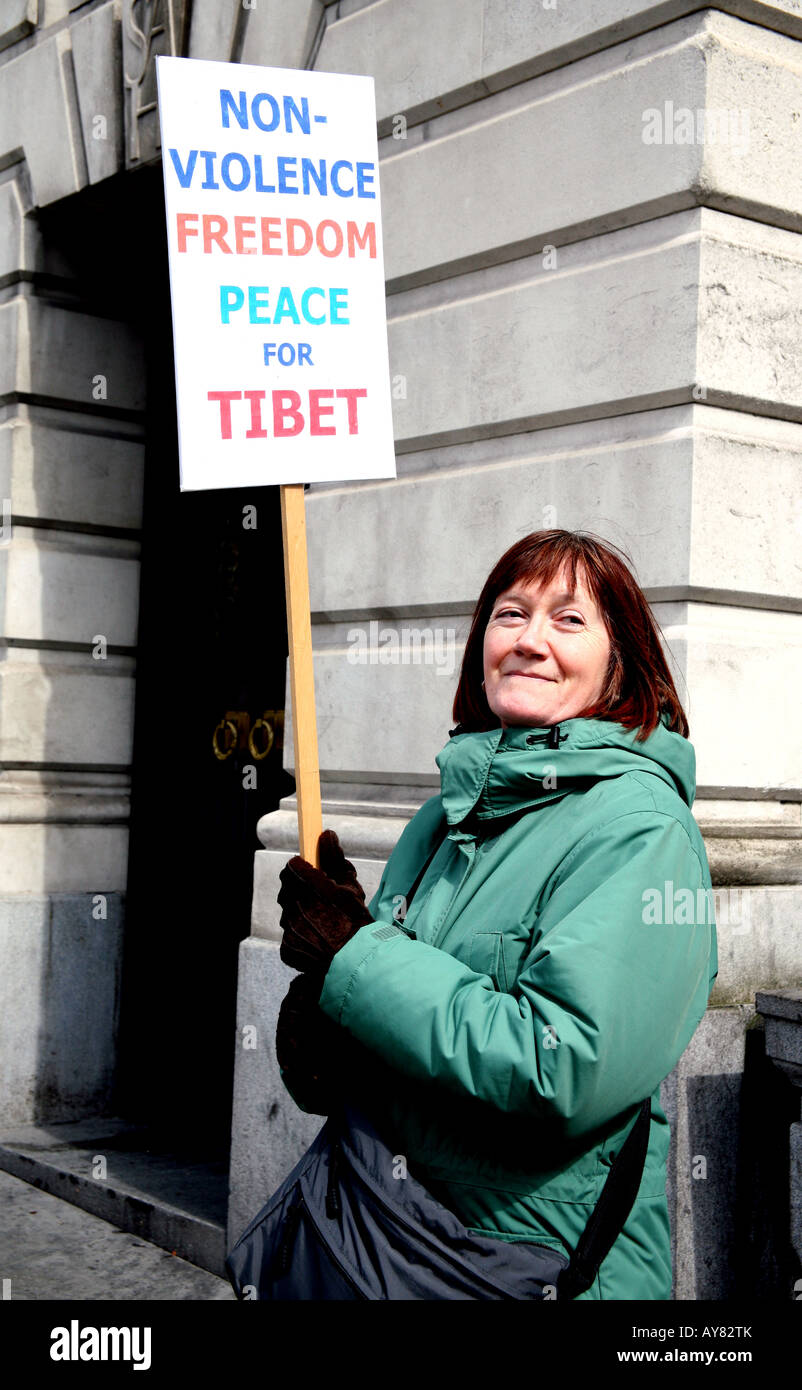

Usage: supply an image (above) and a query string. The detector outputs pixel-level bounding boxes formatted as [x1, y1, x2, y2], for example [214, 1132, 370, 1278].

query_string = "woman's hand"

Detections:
[278, 829, 373, 976]
[275, 971, 344, 1115]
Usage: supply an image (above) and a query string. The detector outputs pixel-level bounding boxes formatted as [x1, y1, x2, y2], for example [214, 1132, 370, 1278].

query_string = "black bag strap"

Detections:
[557, 1097, 652, 1299]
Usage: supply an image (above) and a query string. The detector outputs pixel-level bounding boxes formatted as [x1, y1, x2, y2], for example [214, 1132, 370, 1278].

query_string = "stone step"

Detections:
[0, 1116, 229, 1279]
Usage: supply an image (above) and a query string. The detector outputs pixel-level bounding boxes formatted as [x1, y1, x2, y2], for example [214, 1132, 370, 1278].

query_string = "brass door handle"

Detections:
[248, 716, 274, 761]
[212, 718, 238, 761]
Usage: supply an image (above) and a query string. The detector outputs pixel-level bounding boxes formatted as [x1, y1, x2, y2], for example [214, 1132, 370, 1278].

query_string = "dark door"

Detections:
[49, 166, 294, 1149]
[118, 170, 293, 1147]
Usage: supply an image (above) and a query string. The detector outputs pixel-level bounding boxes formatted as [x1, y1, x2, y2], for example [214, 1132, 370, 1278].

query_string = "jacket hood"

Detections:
[435, 714, 696, 826]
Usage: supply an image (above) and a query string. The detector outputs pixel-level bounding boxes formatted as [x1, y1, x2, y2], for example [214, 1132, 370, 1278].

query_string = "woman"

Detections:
[275, 529, 718, 1300]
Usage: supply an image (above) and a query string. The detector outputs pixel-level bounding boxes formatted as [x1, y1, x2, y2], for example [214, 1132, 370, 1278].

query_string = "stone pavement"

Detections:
[0, 1168, 235, 1301]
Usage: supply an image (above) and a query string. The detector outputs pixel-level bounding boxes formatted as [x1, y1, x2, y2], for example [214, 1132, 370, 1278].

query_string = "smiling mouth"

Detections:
[504, 672, 554, 680]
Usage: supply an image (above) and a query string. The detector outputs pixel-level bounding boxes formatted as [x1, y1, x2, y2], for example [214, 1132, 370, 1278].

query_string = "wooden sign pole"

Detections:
[280, 483, 323, 867]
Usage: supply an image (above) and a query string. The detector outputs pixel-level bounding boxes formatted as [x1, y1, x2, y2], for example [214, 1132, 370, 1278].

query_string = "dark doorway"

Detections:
[43, 166, 293, 1154]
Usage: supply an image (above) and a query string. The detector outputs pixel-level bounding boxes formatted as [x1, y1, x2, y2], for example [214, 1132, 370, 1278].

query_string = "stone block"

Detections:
[371, 15, 802, 289]
[381, 209, 802, 452]
[709, 888, 802, 1005]
[320, 0, 486, 122]
[0, 36, 86, 207]
[0, 296, 145, 412]
[0, 825, 129, 895]
[227, 936, 324, 1248]
[697, 217, 802, 416]
[0, 177, 75, 281]
[670, 602, 802, 792]
[284, 614, 465, 780]
[187, 0, 236, 61]
[306, 406, 802, 617]
[0, 413, 145, 531]
[689, 412, 802, 602]
[0, 892, 124, 1125]
[703, 14, 802, 226]
[71, 1, 124, 186]
[0, 648, 136, 766]
[0, 528, 140, 645]
[31, 297, 144, 411]
[239, 0, 323, 70]
[0, 769, 130, 826]
[319, 1, 802, 128]
[0, 0, 37, 54]
[664, 1003, 750, 1299]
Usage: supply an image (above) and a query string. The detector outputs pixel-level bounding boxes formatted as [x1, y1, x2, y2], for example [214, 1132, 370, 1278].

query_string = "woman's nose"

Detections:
[513, 618, 549, 654]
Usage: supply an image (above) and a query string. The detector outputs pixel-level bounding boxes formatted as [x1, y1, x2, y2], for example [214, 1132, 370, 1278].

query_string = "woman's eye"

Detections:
[560, 615, 583, 625]
[494, 607, 524, 619]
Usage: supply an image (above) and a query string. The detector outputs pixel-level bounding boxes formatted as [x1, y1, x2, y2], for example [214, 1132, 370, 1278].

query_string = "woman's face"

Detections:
[482, 567, 612, 728]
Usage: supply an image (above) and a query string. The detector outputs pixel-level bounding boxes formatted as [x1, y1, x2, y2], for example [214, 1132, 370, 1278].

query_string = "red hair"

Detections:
[452, 530, 688, 742]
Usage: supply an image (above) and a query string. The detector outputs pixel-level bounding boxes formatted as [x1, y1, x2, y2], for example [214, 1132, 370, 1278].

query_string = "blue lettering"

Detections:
[200, 150, 219, 190]
[168, 148, 197, 189]
[283, 96, 310, 134]
[356, 162, 375, 198]
[252, 93, 280, 132]
[253, 155, 275, 194]
[221, 152, 251, 191]
[220, 90, 249, 130]
[301, 158, 327, 196]
[277, 156, 298, 194]
[330, 161, 354, 197]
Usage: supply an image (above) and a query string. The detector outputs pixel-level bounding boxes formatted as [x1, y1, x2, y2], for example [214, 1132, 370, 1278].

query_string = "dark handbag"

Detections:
[225, 1091, 651, 1300]
[226, 826, 652, 1299]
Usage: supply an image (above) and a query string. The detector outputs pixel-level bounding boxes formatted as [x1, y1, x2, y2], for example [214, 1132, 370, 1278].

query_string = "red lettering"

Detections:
[336, 388, 367, 434]
[346, 221, 376, 258]
[176, 213, 199, 253]
[208, 390, 241, 439]
[272, 391, 304, 437]
[244, 390, 267, 438]
[260, 217, 282, 254]
[316, 220, 344, 257]
[203, 215, 232, 254]
[234, 216, 257, 254]
[308, 389, 336, 436]
[287, 218, 313, 256]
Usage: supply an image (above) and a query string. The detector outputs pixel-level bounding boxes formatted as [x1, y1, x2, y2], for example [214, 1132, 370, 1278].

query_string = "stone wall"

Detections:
[0, 0, 799, 1297]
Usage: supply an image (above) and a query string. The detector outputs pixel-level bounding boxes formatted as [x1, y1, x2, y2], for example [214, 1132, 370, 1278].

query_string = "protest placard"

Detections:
[157, 58, 396, 859]
[156, 56, 396, 490]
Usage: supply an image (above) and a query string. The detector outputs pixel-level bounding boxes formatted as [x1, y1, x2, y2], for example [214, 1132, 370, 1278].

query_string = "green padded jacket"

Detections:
[285, 714, 718, 1300]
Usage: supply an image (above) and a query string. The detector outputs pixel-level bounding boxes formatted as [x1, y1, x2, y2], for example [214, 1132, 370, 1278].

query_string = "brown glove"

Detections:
[278, 829, 373, 977]
[275, 971, 346, 1116]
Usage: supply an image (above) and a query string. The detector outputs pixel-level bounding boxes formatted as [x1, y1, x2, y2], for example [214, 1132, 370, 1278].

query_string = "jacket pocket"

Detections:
[469, 931, 508, 992]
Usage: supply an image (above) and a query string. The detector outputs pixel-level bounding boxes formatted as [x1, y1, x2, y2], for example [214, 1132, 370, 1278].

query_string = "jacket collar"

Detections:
[435, 715, 696, 826]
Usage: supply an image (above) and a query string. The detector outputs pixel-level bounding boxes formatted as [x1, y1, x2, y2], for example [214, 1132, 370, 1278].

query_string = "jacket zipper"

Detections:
[278, 1199, 303, 1274]
[291, 1190, 371, 1298]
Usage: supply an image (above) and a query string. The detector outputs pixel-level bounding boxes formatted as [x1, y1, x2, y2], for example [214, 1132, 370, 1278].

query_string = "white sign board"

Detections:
[155, 57, 396, 489]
